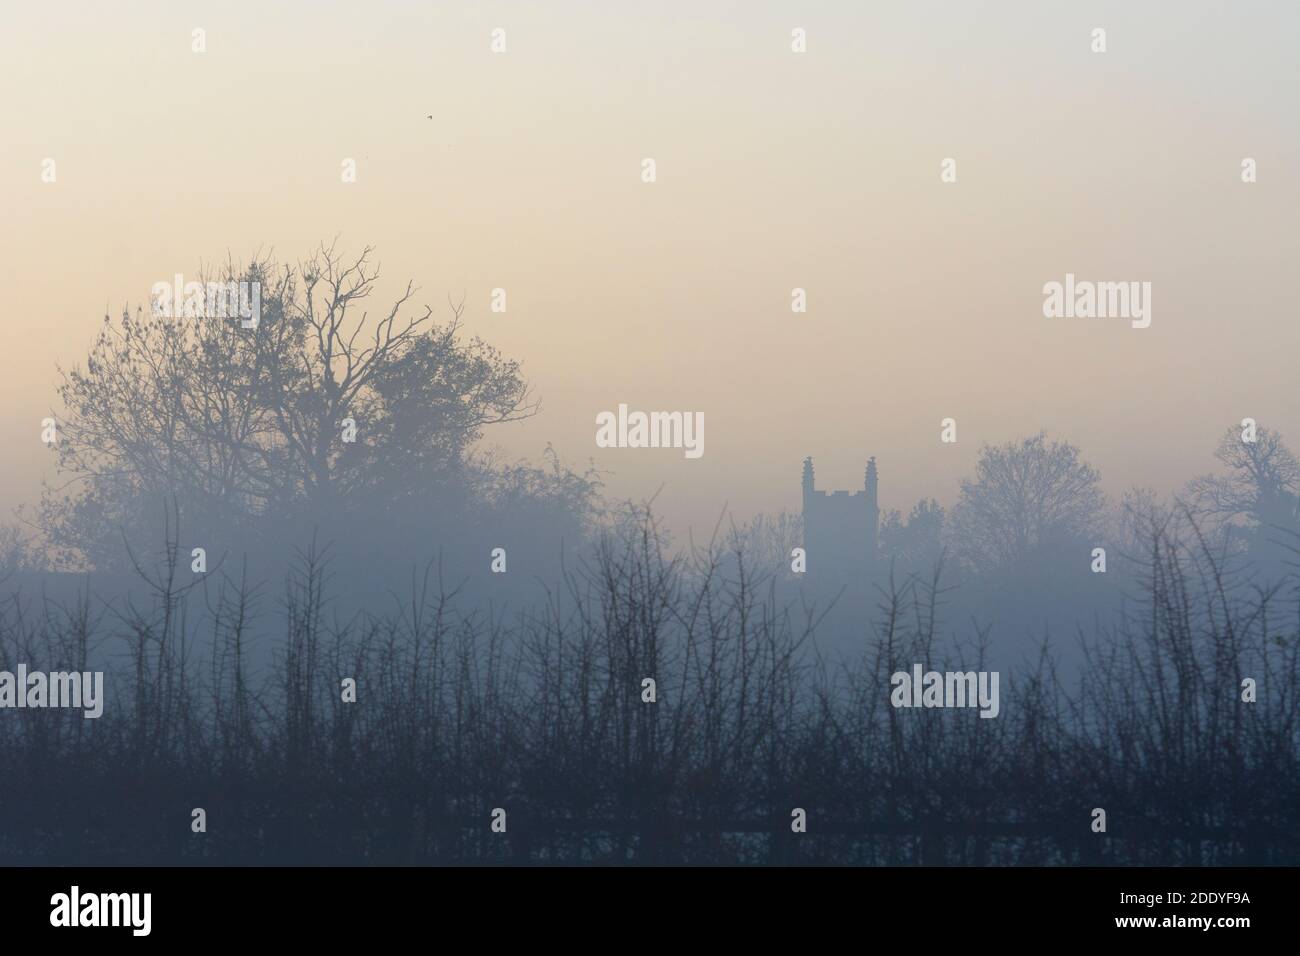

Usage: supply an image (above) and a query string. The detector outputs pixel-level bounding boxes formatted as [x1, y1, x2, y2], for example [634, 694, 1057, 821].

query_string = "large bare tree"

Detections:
[43, 242, 539, 568]
[948, 432, 1105, 573]
[1186, 424, 1300, 528]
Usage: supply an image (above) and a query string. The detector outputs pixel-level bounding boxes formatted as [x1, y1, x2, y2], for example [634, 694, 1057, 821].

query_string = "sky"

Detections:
[2, 0, 1298, 541]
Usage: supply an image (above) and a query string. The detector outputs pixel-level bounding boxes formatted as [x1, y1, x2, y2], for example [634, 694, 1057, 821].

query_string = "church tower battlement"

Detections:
[801, 456, 879, 580]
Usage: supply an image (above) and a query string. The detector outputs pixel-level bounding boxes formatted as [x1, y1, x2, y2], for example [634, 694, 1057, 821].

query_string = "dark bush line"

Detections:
[1, 510, 1297, 865]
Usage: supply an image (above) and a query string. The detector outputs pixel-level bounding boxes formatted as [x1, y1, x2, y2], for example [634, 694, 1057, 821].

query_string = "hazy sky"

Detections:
[3, 1, 1297, 540]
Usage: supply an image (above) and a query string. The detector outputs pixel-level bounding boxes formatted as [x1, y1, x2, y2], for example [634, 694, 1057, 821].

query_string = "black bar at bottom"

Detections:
[0, 865, 1282, 942]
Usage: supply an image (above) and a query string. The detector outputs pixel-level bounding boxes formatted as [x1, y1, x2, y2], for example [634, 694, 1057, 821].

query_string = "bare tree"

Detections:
[948, 432, 1105, 574]
[725, 510, 803, 578]
[43, 241, 539, 568]
[1187, 424, 1300, 531]
[879, 498, 945, 576]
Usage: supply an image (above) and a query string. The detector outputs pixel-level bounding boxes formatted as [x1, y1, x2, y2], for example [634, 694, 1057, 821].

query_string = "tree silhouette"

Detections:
[879, 498, 945, 576]
[42, 242, 542, 570]
[948, 433, 1105, 574]
[1188, 424, 1300, 527]
[1187, 424, 1300, 567]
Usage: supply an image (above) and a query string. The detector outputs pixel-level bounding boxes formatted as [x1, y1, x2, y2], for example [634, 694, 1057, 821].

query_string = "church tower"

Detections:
[800, 456, 879, 582]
